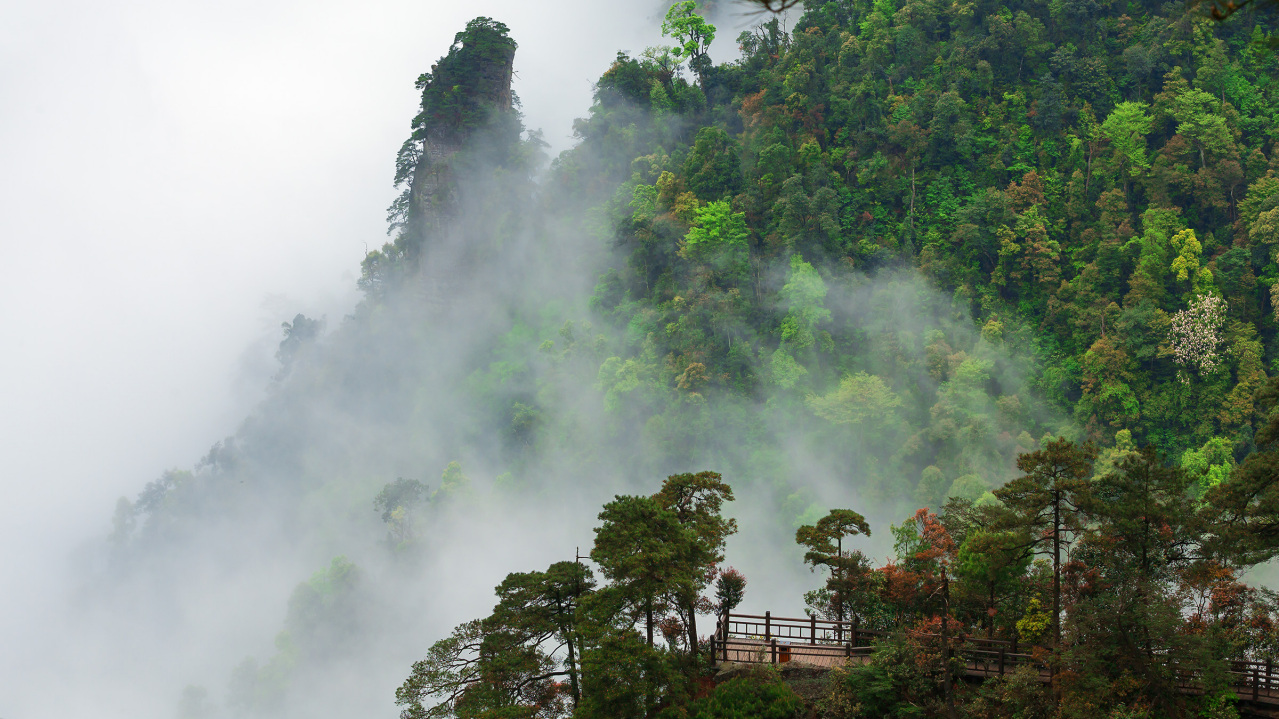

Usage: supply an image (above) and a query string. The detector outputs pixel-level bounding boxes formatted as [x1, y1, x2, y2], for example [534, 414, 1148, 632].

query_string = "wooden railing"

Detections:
[1227, 660, 1279, 703]
[708, 610, 1034, 675]
[707, 609, 1279, 705]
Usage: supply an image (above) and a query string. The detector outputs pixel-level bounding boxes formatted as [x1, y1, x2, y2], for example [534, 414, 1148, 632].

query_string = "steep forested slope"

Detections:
[547, 0, 1279, 508]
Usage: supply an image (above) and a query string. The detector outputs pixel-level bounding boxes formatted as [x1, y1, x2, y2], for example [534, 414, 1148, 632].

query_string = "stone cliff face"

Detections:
[397, 17, 518, 259]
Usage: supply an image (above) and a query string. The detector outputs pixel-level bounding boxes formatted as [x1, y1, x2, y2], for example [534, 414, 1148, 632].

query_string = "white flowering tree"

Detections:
[1168, 294, 1226, 378]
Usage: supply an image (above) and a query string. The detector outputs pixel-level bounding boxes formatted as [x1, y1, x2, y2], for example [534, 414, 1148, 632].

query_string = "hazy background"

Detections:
[0, 0, 769, 562]
[0, 1, 784, 717]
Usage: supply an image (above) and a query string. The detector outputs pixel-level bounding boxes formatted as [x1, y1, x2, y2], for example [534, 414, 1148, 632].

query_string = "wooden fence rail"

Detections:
[707, 610, 1279, 706]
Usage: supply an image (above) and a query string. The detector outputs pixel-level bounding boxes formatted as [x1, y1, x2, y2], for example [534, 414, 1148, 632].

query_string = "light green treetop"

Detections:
[684, 200, 748, 257]
[779, 254, 831, 350]
[661, 1, 716, 73]
[806, 372, 902, 425]
[1101, 101, 1153, 177]
[1170, 228, 1201, 282]
[1181, 437, 1235, 494]
[432, 461, 473, 503]
[1171, 87, 1233, 166]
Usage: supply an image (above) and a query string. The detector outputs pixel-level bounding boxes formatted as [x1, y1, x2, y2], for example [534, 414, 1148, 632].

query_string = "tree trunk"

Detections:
[909, 166, 917, 236]
[943, 569, 955, 719]
[646, 596, 654, 647]
[566, 628, 580, 706]
[1085, 147, 1093, 194]
[836, 535, 844, 624]
[687, 599, 699, 659]
[555, 597, 581, 707]
[1052, 489, 1062, 703]
[988, 582, 996, 640]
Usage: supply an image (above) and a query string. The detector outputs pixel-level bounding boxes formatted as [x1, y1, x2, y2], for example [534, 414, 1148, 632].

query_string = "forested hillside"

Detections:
[544, 0, 1279, 507]
[100, 2, 1279, 717]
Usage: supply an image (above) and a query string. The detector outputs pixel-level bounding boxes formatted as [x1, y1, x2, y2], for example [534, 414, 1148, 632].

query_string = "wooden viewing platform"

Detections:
[708, 610, 1279, 708]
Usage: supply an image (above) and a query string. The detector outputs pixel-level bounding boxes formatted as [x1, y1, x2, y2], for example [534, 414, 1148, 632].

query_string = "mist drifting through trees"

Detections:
[3, 0, 1279, 718]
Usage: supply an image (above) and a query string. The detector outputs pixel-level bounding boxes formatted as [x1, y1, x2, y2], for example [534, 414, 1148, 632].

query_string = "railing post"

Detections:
[852, 616, 860, 649]
[1268, 660, 1273, 696]
[999, 648, 1005, 676]
[1255, 668, 1261, 702]
[770, 638, 778, 665]
[709, 637, 716, 667]
[765, 611, 771, 641]
[811, 614, 817, 644]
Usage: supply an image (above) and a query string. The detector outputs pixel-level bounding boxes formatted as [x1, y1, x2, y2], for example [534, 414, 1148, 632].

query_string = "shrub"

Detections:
[687, 676, 802, 719]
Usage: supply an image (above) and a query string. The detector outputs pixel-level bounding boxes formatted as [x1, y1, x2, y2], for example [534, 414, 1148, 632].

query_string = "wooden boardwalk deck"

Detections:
[709, 610, 1279, 709]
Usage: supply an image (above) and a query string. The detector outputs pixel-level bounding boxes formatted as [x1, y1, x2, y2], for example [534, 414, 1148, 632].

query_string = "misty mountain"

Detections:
[48, 2, 1279, 717]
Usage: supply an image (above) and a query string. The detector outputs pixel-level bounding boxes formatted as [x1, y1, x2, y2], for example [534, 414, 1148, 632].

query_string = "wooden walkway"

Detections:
[709, 610, 1279, 708]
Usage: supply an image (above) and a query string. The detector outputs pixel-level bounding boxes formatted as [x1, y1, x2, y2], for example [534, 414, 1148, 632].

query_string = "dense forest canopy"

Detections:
[555, 0, 1279, 499]
[94, 0, 1279, 717]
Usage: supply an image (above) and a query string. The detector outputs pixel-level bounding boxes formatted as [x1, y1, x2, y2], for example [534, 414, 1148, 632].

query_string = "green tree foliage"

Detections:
[434, 461, 473, 504]
[591, 495, 682, 647]
[713, 567, 746, 614]
[398, 475, 732, 719]
[806, 372, 901, 427]
[685, 201, 748, 255]
[368, 15, 531, 281]
[574, 621, 679, 719]
[492, 562, 596, 706]
[1205, 376, 1279, 562]
[374, 477, 429, 550]
[964, 666, 1052, 719]
[1100, 102, 1153, 179]
[652, 471, 738, 655]
[661, 2, 716, 79]
[683, 199, 749, 282]
[1182, 436, 1236, 494]
[397, 561, 596, 719]
[682, 675, 802, 719]
[994, 438, 1097, 653]
[682, 127, 741, 200]
[954, 526, 1033, 639]
[794, 447, 1279, 716]
[409, 18, 516, 139]
[777, 255, 830, 352]
[819, 636, 952, 719]
[796, 509, 876, 623]
[396, 620, 494, 719]
[1066, 447, 1209, 711]
[288, 3, 1279, 604]
[386, 440, 1279, 719]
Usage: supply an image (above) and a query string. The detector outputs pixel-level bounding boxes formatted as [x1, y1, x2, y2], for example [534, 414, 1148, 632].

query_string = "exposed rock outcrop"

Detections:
[391, 17, 519, 259]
